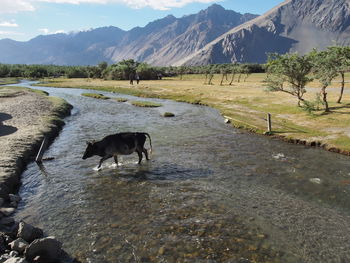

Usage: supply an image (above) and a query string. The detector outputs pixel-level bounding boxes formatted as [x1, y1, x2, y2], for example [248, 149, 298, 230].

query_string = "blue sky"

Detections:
[0, 0, 284, 41]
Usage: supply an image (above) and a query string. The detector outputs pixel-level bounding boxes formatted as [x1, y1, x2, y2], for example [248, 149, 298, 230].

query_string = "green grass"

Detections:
[0, 78, 19, 85]
[81, 93, 110, 100]
[163, 112, 175, 117]
[130, 100, 162, 107]
[114, 97, 128, 102]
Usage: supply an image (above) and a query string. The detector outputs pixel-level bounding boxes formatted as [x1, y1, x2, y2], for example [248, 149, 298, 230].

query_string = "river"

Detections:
[12, 81, 350, 262]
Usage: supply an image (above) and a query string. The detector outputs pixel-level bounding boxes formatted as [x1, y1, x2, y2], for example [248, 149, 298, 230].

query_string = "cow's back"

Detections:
[101, 133, 137, 155]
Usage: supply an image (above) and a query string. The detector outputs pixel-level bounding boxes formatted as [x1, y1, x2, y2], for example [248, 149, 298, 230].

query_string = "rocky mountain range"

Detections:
[0, 4, 257, 66]
[180, 0, 350, 65]
[0, 0, 349, 66]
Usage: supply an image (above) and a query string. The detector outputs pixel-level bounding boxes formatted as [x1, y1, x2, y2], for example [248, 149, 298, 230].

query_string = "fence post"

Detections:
[267, 113, 272, 134]
[35, 137, 48, 163]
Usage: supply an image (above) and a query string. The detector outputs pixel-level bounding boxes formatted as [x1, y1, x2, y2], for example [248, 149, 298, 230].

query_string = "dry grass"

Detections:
[39, 73, 350, 151]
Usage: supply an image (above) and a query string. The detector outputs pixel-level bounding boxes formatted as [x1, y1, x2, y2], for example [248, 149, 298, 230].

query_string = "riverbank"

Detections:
[38, 74, 350, 155]
[0, 84, 74, 261]
[0, 85, 72, 199]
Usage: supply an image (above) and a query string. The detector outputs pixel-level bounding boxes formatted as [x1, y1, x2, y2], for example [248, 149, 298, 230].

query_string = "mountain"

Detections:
[180, 0, 350, 65]
[0, 27, 126, 65]
[0, 4, 258, 66]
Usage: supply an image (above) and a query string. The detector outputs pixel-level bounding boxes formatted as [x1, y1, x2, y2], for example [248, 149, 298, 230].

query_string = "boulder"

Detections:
[8, 195, 21, 203]
[0, 208, 15, 217]
[17, 222, 43, 243]
[24, 237, 62, 263]
[3, 257, 28, 263]
[0, 254, 11, 263]
[9, 238, 28, 254]
[0, 217, 15, 226]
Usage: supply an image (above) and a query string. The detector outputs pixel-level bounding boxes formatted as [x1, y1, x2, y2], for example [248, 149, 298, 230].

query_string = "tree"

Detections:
[0, 64, 10, 77]
[310, 49, 342, 112]
[325, 46, 350, 103]
[219, 66, 230, 85]
[264, 53, 313, 107]
[229, 64, 239, 85]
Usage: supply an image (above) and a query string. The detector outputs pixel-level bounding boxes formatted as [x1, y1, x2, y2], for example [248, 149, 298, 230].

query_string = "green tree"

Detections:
[325, 46, 350, 103]
[264, 53, 313, 107]
[219, 66, 230, 85]
[0, 64, 10, 77]
[229, 64, 239, 85]
[310, 49, 342, 112]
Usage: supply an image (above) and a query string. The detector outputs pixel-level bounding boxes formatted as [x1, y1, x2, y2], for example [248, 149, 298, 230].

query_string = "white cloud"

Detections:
[0, 0, 35, 14]
[120, 0, 219, 10]
[0, 0, 219, 13]
[38, 28, 66, 34]
[0, 21, 19, 27]
[0, 30, 24, 36]
[38, 28, 50, 34]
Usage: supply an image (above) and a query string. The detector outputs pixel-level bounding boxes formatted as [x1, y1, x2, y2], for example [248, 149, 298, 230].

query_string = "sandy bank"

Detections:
[0, 86, 72, 199]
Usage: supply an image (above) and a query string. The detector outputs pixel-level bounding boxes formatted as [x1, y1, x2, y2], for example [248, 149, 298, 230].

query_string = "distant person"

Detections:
[136, 73, 140, 84]
[157, 73, 162, 80]
[129, 72, 134, 85]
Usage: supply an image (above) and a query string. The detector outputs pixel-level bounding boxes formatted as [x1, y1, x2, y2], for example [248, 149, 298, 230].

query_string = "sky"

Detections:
[0, 0, 284, 41]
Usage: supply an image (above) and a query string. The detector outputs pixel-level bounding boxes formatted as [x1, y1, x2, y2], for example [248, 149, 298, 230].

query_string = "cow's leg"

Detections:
[143, 147, 149, 160]
[136, 149, 143, 164]
[98, 155, 112, 169]
[113, 155, 118, 166]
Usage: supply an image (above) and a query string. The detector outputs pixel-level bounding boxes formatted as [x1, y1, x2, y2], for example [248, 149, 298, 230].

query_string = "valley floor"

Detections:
[39, 73, 350, 154]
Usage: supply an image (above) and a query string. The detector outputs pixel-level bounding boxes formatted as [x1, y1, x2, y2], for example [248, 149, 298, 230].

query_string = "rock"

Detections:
[0, 254, 11, 263]
[9, 202, 17, 208]
[162, 112, 175, 117]
[310, 178, 322, 184]
[9, 251, 19, 257]
[0, 208, 15, 217]
[3, 257, 28, 263]
[8, 195, 21, 203]
[0, 198, 4, 207]
[224, 118, 231, 124]
[9, 238, 28, 254]
[0, 235, 7, 254]
[0, 217, 15, 226]
[24, 236, 62, 263]
[17, 222, 43, 243]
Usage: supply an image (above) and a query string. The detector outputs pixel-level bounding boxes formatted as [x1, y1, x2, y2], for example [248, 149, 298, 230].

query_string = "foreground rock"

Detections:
[17, 222, 43, 243]
[25, 237, 62, 263]
[0, 220, 78, 263]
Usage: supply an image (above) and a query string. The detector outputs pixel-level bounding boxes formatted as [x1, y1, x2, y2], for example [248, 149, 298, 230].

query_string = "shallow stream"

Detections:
[12, 81, 350, 262]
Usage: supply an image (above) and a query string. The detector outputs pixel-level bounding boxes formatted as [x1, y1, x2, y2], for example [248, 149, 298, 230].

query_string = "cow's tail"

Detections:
[144, 133, 153, 156]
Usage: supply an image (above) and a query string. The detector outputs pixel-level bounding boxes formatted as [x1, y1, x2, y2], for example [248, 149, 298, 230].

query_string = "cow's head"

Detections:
[82, 140, 96, 159]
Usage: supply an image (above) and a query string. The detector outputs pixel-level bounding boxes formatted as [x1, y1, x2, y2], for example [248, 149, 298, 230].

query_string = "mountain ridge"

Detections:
[0, 4, 258, 66]
[0, 0, 349, 66]
[181, 0, 350, 65]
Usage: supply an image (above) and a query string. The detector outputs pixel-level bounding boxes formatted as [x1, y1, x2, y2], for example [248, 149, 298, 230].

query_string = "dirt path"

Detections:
[0, 87, 71, 199]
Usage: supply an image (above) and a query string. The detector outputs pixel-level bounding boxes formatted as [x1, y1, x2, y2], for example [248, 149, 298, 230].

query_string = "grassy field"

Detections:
[0, 78, 19, 85]
[38, 73, 350, 153]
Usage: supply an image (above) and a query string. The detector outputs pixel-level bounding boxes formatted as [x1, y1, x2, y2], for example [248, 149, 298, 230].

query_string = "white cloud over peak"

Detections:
[0, 21, 19, 27]
[1, 0, 218, 13]
[38, 28, 66, 34]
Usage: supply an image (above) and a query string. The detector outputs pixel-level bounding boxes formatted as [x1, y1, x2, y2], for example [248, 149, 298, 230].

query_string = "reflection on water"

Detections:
[13, 81, 350, 262]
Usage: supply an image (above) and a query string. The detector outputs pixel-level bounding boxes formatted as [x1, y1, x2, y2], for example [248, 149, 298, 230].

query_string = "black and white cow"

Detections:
[82, 132, 152, 168]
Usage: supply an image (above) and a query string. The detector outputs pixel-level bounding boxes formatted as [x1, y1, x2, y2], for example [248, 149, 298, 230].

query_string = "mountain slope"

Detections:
[106, 4, 258, 65]
[0, 5, 257, 66]
[0, 27, 126, 65]
[180, 0, 350, 65]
